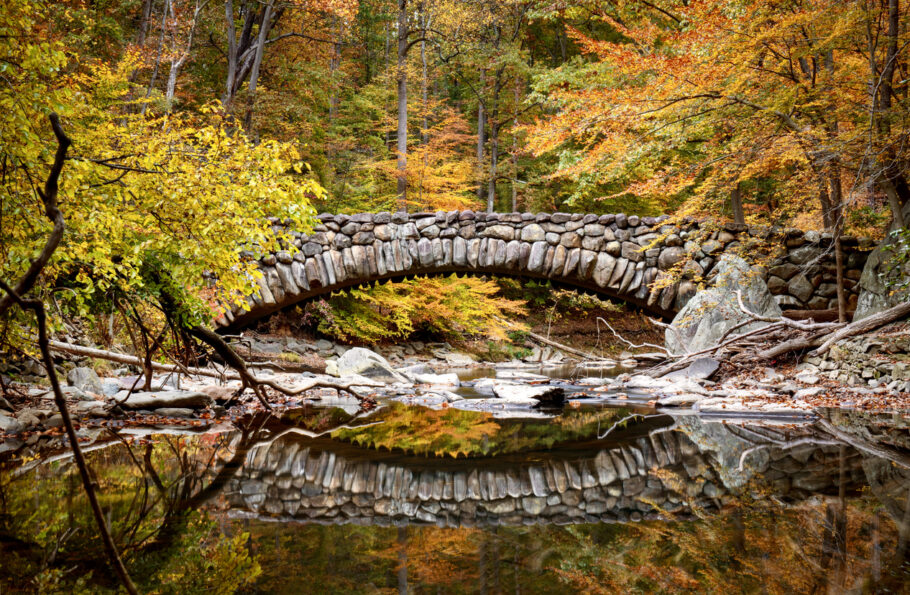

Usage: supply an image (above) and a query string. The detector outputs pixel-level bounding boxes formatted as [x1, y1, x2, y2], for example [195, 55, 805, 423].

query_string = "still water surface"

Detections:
[1, 398, 908, 593]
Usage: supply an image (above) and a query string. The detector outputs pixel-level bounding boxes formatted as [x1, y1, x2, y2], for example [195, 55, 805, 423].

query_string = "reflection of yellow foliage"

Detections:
[332, 404, 630, 458]
[334, 404, 502, 458]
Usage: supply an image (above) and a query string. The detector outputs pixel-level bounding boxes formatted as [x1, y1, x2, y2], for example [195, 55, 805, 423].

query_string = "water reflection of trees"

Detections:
[0, 417, 271, 592]
[0, 408, 907, 593]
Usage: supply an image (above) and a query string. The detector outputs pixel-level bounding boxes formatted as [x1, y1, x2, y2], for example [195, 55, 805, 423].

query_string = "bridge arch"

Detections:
[216, 210, 871, 331]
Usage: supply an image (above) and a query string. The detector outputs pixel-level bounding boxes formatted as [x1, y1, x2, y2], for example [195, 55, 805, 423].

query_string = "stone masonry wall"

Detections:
[217, 211, 873, 330]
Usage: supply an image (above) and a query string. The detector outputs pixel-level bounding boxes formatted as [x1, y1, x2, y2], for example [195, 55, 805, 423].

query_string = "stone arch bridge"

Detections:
[216, 210, 873, 331]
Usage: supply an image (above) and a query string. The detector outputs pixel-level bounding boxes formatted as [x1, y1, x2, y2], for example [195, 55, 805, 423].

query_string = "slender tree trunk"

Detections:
[329, 17, 341, 121]
[420, 5, 429, 146]
[164, 0, 205, 111]
[418, 4, 429, 206]
[731, 184, 745, 225]
[142, 0, 171, 114]
[243, 0, 275, 132]
[830, 170, 848, 322]
[487, 123, 499, 213]
[511, 77, 520, 212]
[224, 0, 237, 108]
[136, 0, 154, 46]
[396, 0, 409, 209]
[879, 0, 909, 226]
[487, 75, 502, 213]
[397, 526, 408, 595]
[476, 70, 486, 203]
[384, 20, 391, 147]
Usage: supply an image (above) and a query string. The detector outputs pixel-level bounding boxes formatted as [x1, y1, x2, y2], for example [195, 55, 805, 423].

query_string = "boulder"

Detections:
[854, 238, 910, 320]
[662, 357, 719, 381]
[656, 393, 705, 407]
[413, 373, 460, 387]
[67, 367, 102, 394]
[117, 390, 214, 410]
[0, 413, 21, 433]
[335, 347, 410, 384]
[492, 382, 564, 405]
[324, 360, 339, 377]
[443, 352, 476, 366]
[665, 255, 781, 355]
[155, 408, 195, 418]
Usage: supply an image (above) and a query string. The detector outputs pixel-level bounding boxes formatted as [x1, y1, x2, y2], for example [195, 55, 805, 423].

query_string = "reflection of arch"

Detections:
[224, 417, 873, 527]
[215, 211, 872, 332]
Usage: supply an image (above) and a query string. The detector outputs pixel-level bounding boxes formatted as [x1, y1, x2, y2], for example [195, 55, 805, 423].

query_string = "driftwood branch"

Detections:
[810, 300, 910, 356]
[47, 340, 380, 397]
[525, 330, 595, 360]
[595, 317, 668, 354]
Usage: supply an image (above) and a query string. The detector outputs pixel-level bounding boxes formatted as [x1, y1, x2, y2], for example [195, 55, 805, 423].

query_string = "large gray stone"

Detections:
[520, 224, 546, 242]
[118, 390, 214, 410]
[491, 382, 565, 405]
[665, 255, 781, 355]
[336, 347, 410, 384]
[67, 367, 102, 394]
[854, 238, 910, 320]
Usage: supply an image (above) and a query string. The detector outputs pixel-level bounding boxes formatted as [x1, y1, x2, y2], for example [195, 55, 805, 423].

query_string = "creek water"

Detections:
[0, 369, 908, 593]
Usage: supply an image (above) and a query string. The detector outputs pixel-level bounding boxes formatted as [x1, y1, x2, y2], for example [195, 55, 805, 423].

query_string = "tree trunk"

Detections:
[830, 171, 848, 322]
[329, 17, 341, 121]
[224, 0, 237, 108]
[396, 0, 408, 209]
[476, 70, 486, 203]
[487, 123, 499, 213]
[511, 77, 520, 212]
[142, 0, 171, 114]
[731, 184, 745, 225]
[882, 178, 906, 229]
[420, 4, 429, 146]
[243, 0, 275, 132]
[136, 0, 154, 46]
[397, 526, 409, 595]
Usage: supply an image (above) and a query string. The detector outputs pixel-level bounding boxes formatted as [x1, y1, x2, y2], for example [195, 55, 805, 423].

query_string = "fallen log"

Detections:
[782, 308, 854, 322]
[525, 330, 596, 360]
[47, 340, 379, 397]
[810, 300, 910, 356]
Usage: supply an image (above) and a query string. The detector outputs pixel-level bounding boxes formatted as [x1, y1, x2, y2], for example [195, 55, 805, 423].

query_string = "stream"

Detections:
[1, 366, 908, 592]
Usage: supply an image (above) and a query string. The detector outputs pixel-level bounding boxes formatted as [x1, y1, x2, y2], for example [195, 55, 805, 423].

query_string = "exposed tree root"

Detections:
[643, 292, 910, 377]
[525, 330, 597, 360]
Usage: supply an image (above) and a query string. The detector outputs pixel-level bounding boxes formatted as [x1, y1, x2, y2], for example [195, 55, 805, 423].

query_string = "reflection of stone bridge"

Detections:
[224, 420, 869, 527]
[217, 211, 872, 330]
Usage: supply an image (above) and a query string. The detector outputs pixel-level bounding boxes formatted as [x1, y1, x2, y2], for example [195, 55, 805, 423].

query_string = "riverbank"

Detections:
[2, 318, 909, 466]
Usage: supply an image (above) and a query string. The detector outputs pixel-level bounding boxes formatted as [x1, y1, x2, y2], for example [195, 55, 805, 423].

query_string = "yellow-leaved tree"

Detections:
[1, 0, 324, 344]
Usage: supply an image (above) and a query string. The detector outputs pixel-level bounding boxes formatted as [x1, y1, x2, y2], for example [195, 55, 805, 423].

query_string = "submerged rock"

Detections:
[413, 373, 460, 387]
[662, 357, 720, 381]
[335, 347, 410, 384]
[492, 382, 565, 405]
[665, 255, 780, 355]
[154, 407, 195, 418]
[117, 390, 214, 410]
